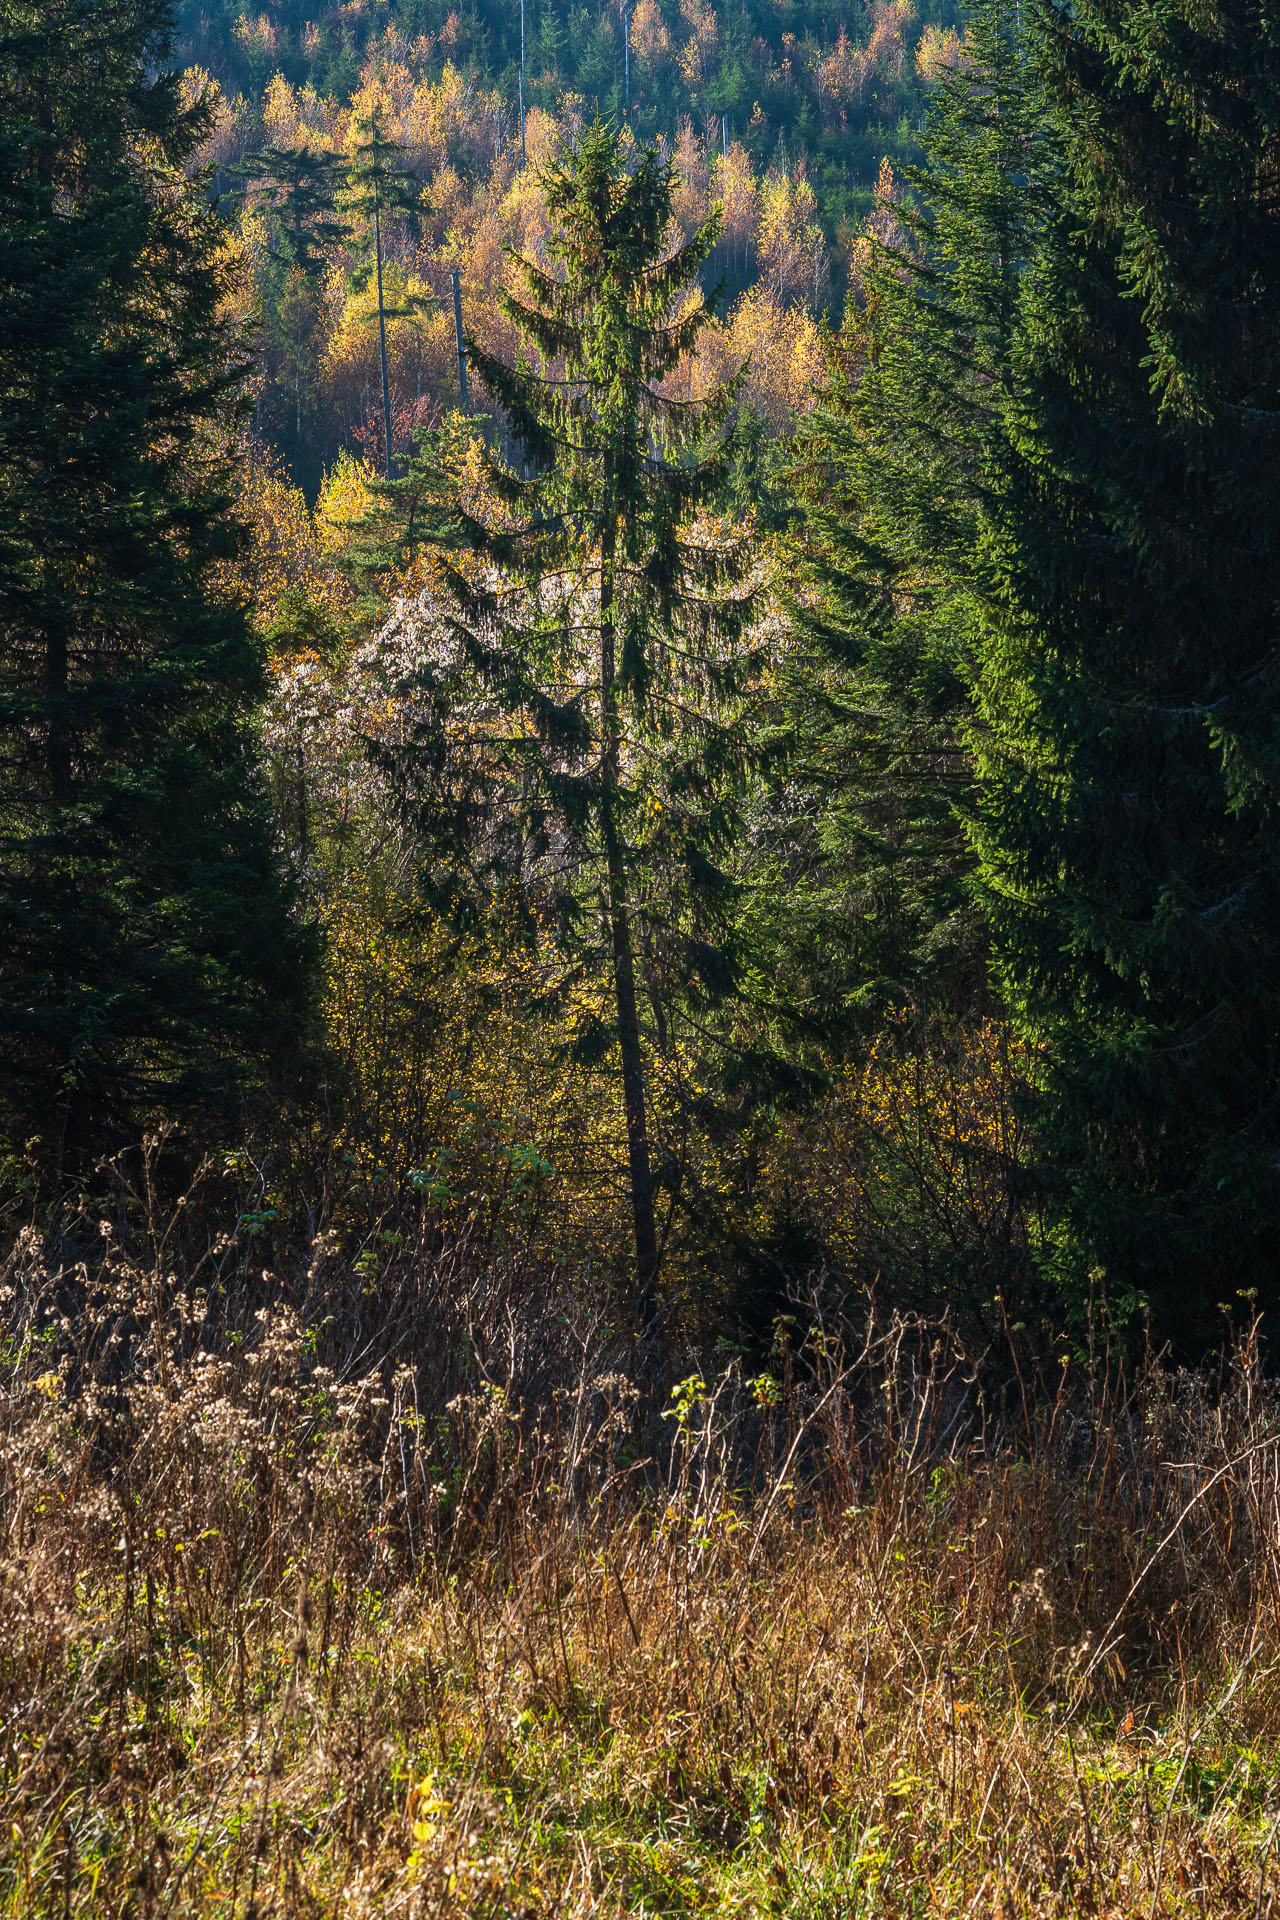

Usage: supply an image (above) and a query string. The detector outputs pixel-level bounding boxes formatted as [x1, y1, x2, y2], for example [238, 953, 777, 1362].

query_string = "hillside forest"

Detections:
[3, 0, 1280, 1910]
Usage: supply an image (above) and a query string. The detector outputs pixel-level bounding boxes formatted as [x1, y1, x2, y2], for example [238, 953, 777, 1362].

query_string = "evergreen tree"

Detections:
[751, 0, 1048, 1326]
[785, 7, 1039, 1047]
[535, 4, 568, 87]
[969, 0, 1280, 1338]
[575, 19, 622, 119]
[376, 123, 758, 1356]
[245, 144, 349, 281]
[0, 0, 312, 1169]
[345, 415, 474, 605]
[342, 109, 425, 478]
[238, 146, 348, 484]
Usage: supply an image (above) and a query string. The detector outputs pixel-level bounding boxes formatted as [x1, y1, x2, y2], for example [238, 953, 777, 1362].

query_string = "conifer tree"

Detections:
[248, 145, 348, 281]
[0, 0, 312, 1168]
[341, 109, 423, 478]
[970, 0, 1280, 1335]
[536, 7, 569, 89]
[378, 123, 758, 1354]
[238, 145, 347, 481]
[785, 4, 1039, 1043]
[344, 415, 474, 617]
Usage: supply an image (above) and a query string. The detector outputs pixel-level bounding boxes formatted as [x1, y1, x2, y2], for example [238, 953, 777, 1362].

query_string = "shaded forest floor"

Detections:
[4, 1192, 1280, 1916]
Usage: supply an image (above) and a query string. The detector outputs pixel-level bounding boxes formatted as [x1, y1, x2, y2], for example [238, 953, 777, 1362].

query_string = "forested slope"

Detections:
[177, 0, 961, 486]
[179, 0, 960, 217]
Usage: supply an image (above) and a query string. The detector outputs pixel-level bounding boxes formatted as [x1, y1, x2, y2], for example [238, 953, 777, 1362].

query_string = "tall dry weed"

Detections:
[3, 1151, 1280, 1913]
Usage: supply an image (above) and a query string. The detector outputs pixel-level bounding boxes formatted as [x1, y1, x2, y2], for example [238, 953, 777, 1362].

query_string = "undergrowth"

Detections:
[3, 1153, 1280, 1915]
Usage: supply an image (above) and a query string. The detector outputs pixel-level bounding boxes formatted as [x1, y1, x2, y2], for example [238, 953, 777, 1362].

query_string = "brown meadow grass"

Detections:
[4, 1154, 1280, 1915]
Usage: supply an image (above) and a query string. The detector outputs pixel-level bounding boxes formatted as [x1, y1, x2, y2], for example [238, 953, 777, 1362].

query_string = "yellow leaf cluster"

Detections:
[220, 450, 354, 641]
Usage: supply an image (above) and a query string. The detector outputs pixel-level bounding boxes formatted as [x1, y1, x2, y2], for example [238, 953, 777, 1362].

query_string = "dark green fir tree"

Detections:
[534, 4, 569, 91]
[341, 108, 424, 478]
[247, 144, 349, 282]
[375, 122, 759, 1358]
[239, 144, 348, 486]
[0, 0, 313, 1171]
[782, 0, 1039, 1047]
[764, 0, 1045, 1323]
[970, 0, 1280, 1340]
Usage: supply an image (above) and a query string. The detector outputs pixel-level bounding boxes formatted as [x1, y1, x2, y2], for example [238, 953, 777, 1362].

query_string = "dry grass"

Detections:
[4, 1160, 1280, 1915]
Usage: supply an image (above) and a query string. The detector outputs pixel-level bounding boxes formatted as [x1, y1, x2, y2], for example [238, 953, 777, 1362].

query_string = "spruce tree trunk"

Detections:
[599, 509, 664, 1369]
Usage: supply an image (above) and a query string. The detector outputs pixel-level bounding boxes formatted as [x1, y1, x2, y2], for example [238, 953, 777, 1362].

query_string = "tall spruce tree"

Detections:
[0, 0, 312, 1169]
[766, 0, 1046, 1322]
[783, 4, 1039, 1044]
[247, 145, 348, 281]
[375, 123, 758, 1355]
[238, 145, 348, 484]
[341, 109, 423, 478]
[969, 0, 1280, 1338]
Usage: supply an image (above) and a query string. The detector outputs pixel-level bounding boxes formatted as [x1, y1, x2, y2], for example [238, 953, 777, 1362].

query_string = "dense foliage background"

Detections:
[3, 0, 1278, 1357]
